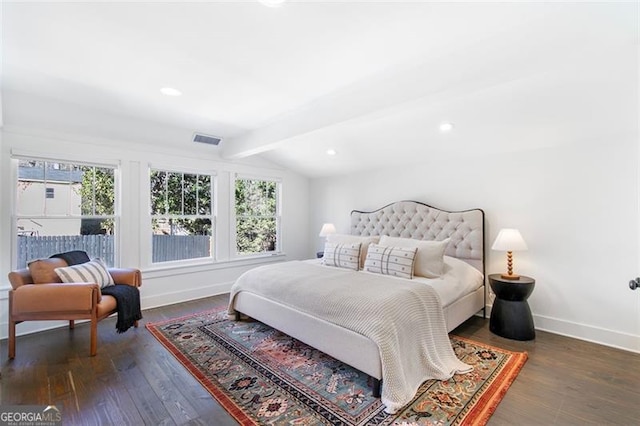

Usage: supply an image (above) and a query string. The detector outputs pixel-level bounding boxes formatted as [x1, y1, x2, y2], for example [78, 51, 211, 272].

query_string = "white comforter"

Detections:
[228, 261, 472, 414]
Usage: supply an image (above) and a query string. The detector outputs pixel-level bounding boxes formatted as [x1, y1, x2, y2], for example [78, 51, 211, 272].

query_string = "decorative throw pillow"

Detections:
[364, 244, 417, 279]
[379, 236, 450, 278]
[322, 242, 362, 271]
[326, 234, 380, 269]
[54, 258, 115, 289]
[28, 258, 67, 284]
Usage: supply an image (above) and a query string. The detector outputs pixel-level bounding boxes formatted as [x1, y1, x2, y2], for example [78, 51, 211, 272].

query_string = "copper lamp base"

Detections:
[501, 251, 520, 280]
[500, 273, 521, 280]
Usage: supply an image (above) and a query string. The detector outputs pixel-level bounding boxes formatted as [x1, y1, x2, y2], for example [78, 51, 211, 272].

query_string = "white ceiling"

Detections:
[2, 1, 638, 177]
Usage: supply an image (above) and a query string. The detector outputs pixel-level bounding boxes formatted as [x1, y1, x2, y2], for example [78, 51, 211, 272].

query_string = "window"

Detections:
[235, 177, 280, 255]
[15, 159, 117, 269]
[150, 169, 214, 263]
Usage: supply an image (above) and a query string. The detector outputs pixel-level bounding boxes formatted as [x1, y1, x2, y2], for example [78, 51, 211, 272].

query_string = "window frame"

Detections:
[12, 155, 120, 269]
[232, 174, 282, 258]
[147, 165, 217, 267]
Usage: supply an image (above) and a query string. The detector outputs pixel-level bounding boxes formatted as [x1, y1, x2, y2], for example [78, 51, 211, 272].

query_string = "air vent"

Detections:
[192, 133, 222, 146]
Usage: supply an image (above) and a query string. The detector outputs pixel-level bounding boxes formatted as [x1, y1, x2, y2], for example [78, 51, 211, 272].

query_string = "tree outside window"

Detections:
[235, 178, 279, 255]
[150, 169, 214, 263]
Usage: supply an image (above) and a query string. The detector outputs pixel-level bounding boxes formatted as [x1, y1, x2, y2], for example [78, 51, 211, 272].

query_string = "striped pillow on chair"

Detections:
[54, 258, 115, 289]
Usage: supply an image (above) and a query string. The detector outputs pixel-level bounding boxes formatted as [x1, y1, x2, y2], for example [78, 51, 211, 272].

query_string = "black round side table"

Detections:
[489, 274, 536, 341]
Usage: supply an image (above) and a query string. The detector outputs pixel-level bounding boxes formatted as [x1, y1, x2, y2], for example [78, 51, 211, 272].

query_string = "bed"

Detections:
[228, 200, 485, 413]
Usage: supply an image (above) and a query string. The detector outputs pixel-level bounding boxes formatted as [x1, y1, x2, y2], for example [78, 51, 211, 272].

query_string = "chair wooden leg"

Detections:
[69, 320, 75, 329]
[90, 318, 97, 357]
[8, 318, 16, 360]
[8, 292, 16, 360]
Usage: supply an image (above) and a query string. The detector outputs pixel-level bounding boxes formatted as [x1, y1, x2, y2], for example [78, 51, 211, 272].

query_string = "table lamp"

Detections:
[318, 223, 336, 239]
[492, 228, 528, 280]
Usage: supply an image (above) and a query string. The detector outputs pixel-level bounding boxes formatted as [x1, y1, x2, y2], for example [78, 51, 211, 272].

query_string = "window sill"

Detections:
[142, 252, 287, 279]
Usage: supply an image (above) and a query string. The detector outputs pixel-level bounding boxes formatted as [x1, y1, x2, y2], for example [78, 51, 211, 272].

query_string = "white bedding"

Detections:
[412, 255, 484, 307]
[228, 260, 474, 414]
[306, 254, 483, 308]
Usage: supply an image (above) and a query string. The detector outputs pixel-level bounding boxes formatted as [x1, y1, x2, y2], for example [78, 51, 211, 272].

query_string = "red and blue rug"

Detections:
[147, 309, 527, 425]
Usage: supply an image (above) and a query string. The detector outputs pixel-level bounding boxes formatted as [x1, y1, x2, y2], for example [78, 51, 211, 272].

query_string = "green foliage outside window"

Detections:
[235, 179, 278, 254]
[78, 165, 115, 234]
[79, 168, 278, 257]
[149, 169, 214, 263]
[150, 170, 212, 236]
[16, 160, 117, 266]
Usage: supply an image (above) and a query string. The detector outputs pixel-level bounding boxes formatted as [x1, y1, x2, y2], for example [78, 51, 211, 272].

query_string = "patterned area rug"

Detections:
[147, 309, 527, 425]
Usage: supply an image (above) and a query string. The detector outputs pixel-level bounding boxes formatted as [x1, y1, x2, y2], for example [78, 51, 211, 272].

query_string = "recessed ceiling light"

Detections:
[326, 149, 337, 156]
[439, 122, 454, 133]
[258, 0, 286, 7]
[160, 87, 182, 96]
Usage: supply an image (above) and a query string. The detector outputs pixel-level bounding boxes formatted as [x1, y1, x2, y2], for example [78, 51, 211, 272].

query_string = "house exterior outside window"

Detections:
[14, 159, 118, 269]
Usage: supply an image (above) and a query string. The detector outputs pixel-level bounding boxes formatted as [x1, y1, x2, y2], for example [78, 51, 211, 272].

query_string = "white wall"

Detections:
[3, 89, 638, 353]
[0, 95, 310, 339]
[310, 136, 640, 353]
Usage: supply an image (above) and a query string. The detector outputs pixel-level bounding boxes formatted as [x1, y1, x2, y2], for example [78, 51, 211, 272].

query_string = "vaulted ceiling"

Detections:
[2, 1, 637, 177]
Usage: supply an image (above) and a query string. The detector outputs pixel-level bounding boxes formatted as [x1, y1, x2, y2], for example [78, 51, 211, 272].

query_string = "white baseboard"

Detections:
[1, 319, 72, 340]
[141, 281, 234, 311]
[483, 303, 639, 353]
[0, 281, 235, 340]
[533, 313, 640, 354]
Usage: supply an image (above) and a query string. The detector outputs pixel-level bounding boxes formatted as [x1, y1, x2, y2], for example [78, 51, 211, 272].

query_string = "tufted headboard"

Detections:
[351, 200, 485, 274]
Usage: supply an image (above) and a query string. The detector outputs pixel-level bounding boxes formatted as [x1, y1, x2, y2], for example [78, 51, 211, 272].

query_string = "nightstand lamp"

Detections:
[317, 223, 336, 258]
[492, 228, 528, 280]
[318, 223, 336, 239]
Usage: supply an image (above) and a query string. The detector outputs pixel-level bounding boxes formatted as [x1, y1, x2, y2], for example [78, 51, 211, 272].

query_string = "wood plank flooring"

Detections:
[2, 294, 639, 425]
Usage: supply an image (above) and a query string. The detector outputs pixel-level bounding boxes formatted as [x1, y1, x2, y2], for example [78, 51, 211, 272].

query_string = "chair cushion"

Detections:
[27, 258, 67, 284]
[97, 295, 117, 317]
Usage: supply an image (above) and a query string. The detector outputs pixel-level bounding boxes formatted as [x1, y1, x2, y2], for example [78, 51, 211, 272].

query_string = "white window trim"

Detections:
[145, 164, 218, 268]
[11, 155, 121, 269]
[11, 149, 121, 168]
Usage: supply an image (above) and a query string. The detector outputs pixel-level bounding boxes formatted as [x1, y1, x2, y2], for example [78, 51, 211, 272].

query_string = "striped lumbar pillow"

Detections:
[322, 242, 362, 271]
[54, 258, 115, 289]
[364, 244, 417, 279]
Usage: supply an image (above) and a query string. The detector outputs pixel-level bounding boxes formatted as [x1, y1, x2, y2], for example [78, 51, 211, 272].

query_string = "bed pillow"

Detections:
[322, 242, 362, 271]
[326, 234, 380, 269]
[54, 258, 115, 289]
[379, 236, 450, 278]
[364, 244, 417, 279]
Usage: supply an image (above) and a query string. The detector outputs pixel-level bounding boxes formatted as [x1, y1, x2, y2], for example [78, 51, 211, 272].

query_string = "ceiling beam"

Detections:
[220, 27, 589, 160]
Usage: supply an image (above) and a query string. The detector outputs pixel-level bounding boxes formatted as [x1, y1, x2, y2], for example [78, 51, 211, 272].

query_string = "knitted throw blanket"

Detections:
[101, 284, 142, 333]
[228, 261, 472, 414]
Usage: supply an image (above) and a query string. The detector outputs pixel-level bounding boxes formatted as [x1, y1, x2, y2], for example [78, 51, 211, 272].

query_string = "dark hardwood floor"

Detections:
[2, 294, 639, 425]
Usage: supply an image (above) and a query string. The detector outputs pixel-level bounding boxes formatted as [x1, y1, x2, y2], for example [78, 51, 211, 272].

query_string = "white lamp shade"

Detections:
[491, 229, 528, 251]
[318, 223, 337, 237]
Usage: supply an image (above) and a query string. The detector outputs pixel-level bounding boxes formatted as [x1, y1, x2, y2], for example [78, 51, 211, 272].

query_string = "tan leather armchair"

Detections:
[8, 258, 141, 359]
